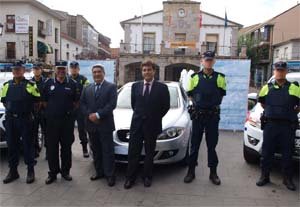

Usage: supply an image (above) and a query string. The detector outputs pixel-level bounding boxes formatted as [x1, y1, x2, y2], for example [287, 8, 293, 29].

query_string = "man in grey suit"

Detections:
[80, 64, 117, 187]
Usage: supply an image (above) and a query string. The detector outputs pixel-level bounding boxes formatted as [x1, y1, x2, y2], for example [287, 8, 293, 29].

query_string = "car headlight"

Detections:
[157, 127, 184, 140]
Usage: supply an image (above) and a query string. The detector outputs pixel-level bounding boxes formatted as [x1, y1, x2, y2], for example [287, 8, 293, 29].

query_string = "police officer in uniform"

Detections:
[1, 62, 40, 184]
[184, 51, 226, 185]
[256, 61, 299, 191]
[69, 61, 90, 158]
[32, 63, 46, 158]
[43, 61, 80, 184]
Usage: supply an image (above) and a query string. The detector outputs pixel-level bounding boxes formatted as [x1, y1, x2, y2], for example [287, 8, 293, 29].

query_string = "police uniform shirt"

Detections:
[258, 80, 300, 121]
[43, 77, 80, 118]
[187, 70, 226, 109]
[69, 74, 89, 94]
[0, 78, 40, 114]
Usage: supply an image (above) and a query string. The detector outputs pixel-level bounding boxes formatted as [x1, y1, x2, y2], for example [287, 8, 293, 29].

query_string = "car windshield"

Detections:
[117, 85, 179, 109]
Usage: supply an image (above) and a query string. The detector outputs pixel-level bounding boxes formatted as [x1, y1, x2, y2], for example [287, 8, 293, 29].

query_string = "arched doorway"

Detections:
[165, 63, 200, 81]
[125, 62, 160, 83]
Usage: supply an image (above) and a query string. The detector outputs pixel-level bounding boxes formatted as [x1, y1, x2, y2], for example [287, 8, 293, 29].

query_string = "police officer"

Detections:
[43, 61, 80, 184]
[69, 61, 90, 158]
[256, 61, 299, 191]
[32, 63, 46, 158]
[1, 62, 40, 184]
[184, 51, 226, 185]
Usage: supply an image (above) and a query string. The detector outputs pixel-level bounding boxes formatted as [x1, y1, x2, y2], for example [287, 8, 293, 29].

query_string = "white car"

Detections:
[244, 72, 300, 163]
[113, 81, 192, 164]
[0, 71, 34, 148]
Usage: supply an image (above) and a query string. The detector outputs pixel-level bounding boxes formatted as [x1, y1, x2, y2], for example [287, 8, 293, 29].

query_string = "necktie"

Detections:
[95, 83, 101, 98]
[144, 83, 150, 101]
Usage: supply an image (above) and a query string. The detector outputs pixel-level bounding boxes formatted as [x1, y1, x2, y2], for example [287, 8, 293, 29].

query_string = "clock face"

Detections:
[178, 8, 185, 17]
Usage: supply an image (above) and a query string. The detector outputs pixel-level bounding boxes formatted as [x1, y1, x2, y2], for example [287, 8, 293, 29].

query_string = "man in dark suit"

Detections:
[124, 60, 170, 189]
[80, 64, 117, 187]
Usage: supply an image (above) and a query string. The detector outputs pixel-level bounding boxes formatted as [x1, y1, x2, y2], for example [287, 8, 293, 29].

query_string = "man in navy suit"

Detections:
[124, 60, 170, 189]
[80, 64, 117, 187]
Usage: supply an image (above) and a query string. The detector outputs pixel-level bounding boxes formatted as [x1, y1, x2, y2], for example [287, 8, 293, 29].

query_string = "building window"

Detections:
[38, 20, 45, 38]
[55, 49, 59, 63]
[66, 44, 69, 48]
[275, 49, 279, 58]
[206, 34, 218, 52]
[66, 52, 70, 60]
[284, 47, 288, 60]
[6, 42, 16, 59]
[55, 28, 58, 43]
[175, 33, 186, 42]
[143, 33, 155, 53]
[6, 15, 15, 33]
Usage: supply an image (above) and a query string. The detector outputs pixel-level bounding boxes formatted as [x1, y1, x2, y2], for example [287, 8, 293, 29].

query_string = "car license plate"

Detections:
[295, 138, 300, 149]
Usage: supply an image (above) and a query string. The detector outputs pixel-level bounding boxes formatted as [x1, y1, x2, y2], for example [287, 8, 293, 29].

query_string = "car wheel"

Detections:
[243, 144, 260, 164]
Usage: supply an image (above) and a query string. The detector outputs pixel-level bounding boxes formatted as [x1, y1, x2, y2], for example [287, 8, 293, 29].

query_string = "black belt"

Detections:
[6, 112, 31, 118]
[265, 118, 294, 124]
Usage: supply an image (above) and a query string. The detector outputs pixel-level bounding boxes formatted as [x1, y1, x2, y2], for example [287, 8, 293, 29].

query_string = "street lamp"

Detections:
[0, 23, 3, 36]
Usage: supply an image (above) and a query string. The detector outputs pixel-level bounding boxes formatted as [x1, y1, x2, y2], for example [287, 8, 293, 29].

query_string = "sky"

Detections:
[38, 0, 299, 47]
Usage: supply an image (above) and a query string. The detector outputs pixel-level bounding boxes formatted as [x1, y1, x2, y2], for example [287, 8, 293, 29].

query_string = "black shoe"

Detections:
[3, 169, 19, 184]
[283, 177, 296, 191]
[107, 176, 116, 187]
[26, 169, 35, 184]
[82, 145, 89, 158]
[184, 166, 195, 183]
[61, 174, 72, 181]
[90, 173, 104, 181]
[45, 176, 57, 185]
[256, 172, 270, 187]
[209, 173, 221, 185]
[124, 179, 135, 189]
[143, 177, 152, 187]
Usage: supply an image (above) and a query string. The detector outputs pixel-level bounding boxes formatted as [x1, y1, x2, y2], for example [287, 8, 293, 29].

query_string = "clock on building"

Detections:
[178, 8, 186, 17]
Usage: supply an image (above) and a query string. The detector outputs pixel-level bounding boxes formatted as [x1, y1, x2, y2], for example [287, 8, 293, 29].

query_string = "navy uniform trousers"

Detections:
[188, 114, 220, 168]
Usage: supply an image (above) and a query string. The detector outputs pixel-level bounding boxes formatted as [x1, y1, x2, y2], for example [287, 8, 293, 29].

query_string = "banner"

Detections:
[214, 59, 251, 131]
[15, 15, 29, 34]
[29, 26, 33, 56]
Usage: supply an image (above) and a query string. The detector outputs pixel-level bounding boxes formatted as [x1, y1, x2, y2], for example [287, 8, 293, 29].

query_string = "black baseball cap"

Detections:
[70, 61, 79, 68]
[273, 61, 287, 70]
[202, 51, 215, 60]
[12, 61, 25, 70]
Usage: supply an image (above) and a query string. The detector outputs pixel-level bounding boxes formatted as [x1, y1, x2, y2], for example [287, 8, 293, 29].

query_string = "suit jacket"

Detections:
[80, 80, 117, 132]
[130, 80, 170, 137]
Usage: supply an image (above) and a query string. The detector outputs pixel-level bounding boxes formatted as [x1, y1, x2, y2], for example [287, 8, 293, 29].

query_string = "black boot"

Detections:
[209, 168, 221, 185]
[256, 171, 270, 187]
[3, 168, 19, 184]
[26, 168, 35, 184]
[82, 144, 89, 158]
[283, 176, 296, 191]
[184, 166, 195, 183]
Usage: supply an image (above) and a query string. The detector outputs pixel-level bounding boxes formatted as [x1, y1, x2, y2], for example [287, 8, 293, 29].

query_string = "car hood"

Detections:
[113, 107, 184, 130]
